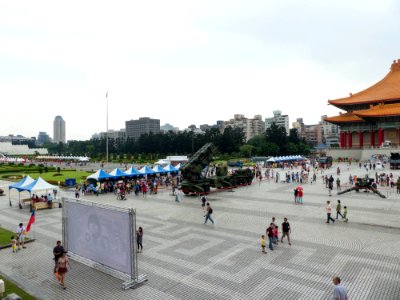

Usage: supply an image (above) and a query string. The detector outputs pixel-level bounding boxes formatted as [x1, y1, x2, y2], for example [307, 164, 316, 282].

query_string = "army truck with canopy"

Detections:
[179, 143, 254, 195]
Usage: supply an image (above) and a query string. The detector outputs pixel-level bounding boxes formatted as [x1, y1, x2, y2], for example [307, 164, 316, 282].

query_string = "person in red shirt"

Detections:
[298, 189, 303, 204]
[266, 223, 274, 250]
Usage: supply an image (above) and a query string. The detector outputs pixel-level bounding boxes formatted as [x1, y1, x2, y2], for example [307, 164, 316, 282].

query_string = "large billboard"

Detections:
[64, 200, 132, 275]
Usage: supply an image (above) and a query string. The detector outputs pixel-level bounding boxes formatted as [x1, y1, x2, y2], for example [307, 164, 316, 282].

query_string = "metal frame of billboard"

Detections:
[62, 197, 147, 290]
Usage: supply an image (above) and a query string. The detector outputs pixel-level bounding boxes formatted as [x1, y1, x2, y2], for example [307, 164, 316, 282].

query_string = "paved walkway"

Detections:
[0, 163, 399, 299]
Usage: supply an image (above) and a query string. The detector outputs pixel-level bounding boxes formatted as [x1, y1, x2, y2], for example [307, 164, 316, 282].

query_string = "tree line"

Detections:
[43, 123, 310, 161]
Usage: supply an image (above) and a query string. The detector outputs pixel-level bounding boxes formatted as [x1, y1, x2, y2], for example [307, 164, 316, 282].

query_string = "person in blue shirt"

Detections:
[332, 276, 349, 300]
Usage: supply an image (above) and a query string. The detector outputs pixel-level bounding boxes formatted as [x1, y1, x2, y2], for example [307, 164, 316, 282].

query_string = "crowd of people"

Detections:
[75, 173, 181, 199]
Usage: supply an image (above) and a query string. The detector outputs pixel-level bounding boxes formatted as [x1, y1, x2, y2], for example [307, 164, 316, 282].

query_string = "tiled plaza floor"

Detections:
[0, 163, 399, 299]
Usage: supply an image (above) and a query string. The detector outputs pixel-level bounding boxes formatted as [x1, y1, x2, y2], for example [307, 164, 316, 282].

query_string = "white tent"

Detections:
[20, 177, 57, 192]
[267, 157, 276, 162]
[8, 175, 35, 207]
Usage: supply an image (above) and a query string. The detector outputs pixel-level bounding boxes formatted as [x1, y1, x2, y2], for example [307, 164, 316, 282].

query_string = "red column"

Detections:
[343, 132, 347, 148]
[398, 128, 400, 146]
[340, 132, 344, 148]
[370, 130, 375, 147]
[348, 131, 352, 148]
[359, 131, 363, 148]
[378, 128, 383, 146]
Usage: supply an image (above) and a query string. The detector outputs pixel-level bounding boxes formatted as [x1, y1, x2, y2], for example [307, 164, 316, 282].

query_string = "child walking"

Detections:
[343, 206, 349, 222]
[261, 235, 266, 254]
[11, 236, 17, 253]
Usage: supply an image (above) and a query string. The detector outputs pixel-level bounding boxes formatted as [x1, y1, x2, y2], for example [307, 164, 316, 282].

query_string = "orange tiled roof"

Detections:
[324, 112, 364, 123]
[328, 60, 400, 107]
[353, 103, 400, 118]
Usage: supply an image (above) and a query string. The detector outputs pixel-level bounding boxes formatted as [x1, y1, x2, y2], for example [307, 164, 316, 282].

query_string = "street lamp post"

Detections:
[106, 91, 109, 163]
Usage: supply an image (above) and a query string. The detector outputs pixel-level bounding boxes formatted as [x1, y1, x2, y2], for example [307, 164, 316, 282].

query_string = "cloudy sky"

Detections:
[1, 0, 400, 140]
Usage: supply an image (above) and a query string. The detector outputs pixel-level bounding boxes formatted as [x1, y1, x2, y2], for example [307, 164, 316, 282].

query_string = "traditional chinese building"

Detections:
[325, 59, 400, 148]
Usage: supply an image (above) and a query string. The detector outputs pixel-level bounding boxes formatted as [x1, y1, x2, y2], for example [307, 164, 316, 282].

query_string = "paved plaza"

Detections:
[0, 163, 400, 299]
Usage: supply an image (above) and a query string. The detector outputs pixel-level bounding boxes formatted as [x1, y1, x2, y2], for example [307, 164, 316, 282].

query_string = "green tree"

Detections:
[239, 144, 254, 158]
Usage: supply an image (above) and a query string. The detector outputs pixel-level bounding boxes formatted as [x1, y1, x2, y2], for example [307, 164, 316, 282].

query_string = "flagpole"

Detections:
[106, 91, 109, 163]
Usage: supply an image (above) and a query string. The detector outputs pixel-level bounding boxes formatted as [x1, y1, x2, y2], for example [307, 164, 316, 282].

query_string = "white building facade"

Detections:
[53, 116, 66, 144]
[224, 114, 265, 141]
[265, 110, 289, 135]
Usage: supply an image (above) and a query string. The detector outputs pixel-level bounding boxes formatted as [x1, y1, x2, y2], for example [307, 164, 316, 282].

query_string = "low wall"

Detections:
[325, 148, 400, 161]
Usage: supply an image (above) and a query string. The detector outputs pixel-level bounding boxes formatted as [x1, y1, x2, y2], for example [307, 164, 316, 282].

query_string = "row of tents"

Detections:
[87, 164, 181, 181]
[266, 155, 306, 163]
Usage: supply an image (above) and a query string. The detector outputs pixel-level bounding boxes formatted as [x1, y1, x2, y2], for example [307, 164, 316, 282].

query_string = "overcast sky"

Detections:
[1, 0, 400, 140]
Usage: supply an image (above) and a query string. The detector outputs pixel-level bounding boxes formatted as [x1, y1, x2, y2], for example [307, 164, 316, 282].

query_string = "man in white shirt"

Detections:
[16, 223, 26, 250]
[332, 276, 349, 300]
[326, 201, 335, 223]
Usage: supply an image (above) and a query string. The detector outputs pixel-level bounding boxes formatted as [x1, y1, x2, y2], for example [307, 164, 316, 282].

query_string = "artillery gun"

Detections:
[337, 176, 386, 198]
[179, 143, 254, 195]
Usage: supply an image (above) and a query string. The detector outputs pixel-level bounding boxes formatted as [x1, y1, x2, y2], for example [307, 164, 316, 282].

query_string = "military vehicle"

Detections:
[390, 152, 400, 169]
[337, 176, 386, 198]
[179, 143, 254, 195]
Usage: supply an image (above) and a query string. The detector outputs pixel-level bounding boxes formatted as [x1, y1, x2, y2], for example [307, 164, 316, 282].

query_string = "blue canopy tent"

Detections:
[124, 166, 140, 177]
[163, 164, 178, 172]
[17, 177, 58, 209]
[8, 175, 35, 207]
[152, 165, 167, 173]
[109, 168, 127, 178]
[9, 175, 35, 192]
[139, 166, 156, 175]
[86, 169, 112, 181]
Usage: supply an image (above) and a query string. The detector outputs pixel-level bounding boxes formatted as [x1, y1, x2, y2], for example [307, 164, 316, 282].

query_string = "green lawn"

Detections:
[0, 275, 36, 300]
[0, 227, 14, 247]
[1, 170, 92, 185]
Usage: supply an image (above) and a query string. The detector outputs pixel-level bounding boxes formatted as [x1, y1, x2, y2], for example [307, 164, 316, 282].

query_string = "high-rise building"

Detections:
[224, 114, 265, 141]
[292, 118, 305, 135]
[265, 110, 290, 135]
[37, 132, 51, 145]
[161, 123, 179, 133]
[125, 117, 160, 140]
[301, 124, 322, 147]
[99, 129, 126, 140]
[53, 116, 66, 144]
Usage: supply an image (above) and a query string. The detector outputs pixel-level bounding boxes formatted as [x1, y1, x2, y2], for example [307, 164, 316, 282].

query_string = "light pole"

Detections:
[106, 91, 109, 163]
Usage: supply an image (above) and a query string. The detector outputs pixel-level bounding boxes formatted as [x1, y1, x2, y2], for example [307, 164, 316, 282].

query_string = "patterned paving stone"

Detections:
[0, 163, 400, 299]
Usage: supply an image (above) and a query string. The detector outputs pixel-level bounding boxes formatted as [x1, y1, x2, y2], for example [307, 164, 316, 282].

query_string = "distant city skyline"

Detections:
[1, 1, 400, 140]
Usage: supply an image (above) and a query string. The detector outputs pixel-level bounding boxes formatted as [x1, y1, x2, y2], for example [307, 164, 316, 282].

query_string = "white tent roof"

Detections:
[20, 177, 57, 192]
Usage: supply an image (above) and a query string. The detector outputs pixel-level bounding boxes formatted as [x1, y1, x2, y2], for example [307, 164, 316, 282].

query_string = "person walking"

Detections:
[201, 196, 207, 211]
[343, 206, 349, 222]
[261, 235, 266, 254]
[16, 223, 26, 250]
[336, 177, 341, 191]
[136, 227, 143, 253]
[53, 240, 65, 273]
[326, 201, 335, 223]
[204, 203, 214, 224]
[75, 186, 80, 199]
[332, 276, 349, 300]
[297, 188, 303, 204]
[56, 251, 70, 289]
[266, 223, 274, 251]
[293, 188, 298, 204]
[336, 200, 344, 220]
[11, 236, 17, 253]
[328, 176, 334, 196]
[281, 217, 292, 245]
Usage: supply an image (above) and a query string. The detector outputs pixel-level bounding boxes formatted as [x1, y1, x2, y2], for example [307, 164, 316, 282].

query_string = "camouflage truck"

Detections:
[179, 143, 254, 195]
